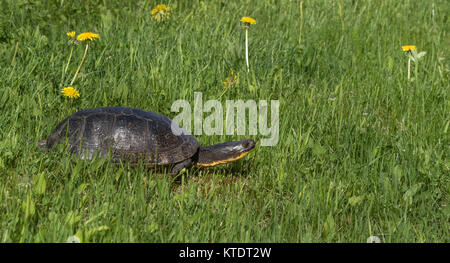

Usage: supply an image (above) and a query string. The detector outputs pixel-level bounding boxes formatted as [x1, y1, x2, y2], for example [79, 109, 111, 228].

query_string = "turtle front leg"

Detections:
[169, 158, 193, 176]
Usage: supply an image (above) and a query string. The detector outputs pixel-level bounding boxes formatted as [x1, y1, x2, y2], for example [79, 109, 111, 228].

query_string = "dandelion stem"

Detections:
[65, 46, 74, 74]
[70, 44, 89, 86]
[245, 28, 249, 72]
[299, 0, 304, 47]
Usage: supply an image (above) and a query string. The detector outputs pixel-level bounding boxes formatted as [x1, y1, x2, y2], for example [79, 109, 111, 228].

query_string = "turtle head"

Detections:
[195, 139, 255, 167]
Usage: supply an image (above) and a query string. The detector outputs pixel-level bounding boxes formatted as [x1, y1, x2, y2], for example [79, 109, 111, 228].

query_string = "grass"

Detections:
[0, 0, 448, 242]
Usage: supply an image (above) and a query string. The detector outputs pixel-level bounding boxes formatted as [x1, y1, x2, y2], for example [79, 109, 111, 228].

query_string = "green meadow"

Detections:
[0, 0, 448, 242]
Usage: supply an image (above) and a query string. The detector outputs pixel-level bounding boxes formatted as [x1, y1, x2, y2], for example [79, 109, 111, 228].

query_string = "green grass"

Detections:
[0, 0, 449, 242]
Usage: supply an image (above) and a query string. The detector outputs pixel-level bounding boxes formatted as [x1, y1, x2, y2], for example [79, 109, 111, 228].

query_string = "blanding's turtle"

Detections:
[38, 107, 255, 175]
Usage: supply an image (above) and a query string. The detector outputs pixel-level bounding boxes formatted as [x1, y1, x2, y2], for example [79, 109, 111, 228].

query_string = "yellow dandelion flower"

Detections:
[402, 45, 417, 52]
[240, 17, 256, 25]
[76, 32, 99, 42]
[66, 31, 76, 38]
[152, 4, 171, 22]
[152, 4, 170, 15]
[61, 87, 80, 99]
[223, 71, 238, 88]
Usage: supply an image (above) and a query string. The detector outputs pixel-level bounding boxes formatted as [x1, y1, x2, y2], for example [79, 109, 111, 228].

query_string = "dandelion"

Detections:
[152, 4, 171, 22]
[65, 31, 76, 74]
[240, 17, 256, 72]
[61, 86, 80, 99]
[240, 17, 256, 25]
[66, 31, 76, 39]
[223, 71, 238, 89]
[70, 32, 99, 85]
[76, 32, 99, 43]
[219, 71, 238, 99]
[402, 45, 426, 81]
[401, 45, 416, 52]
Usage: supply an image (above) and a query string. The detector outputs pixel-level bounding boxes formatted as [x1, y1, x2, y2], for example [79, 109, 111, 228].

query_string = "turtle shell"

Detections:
[44, 107, 199, 165]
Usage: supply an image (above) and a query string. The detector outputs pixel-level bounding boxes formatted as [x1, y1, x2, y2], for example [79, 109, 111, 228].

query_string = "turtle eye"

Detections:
[242, 140, 250, 149]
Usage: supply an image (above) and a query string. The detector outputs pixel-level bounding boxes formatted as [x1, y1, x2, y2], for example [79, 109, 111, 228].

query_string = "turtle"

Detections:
[38, 107, 255, 176]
